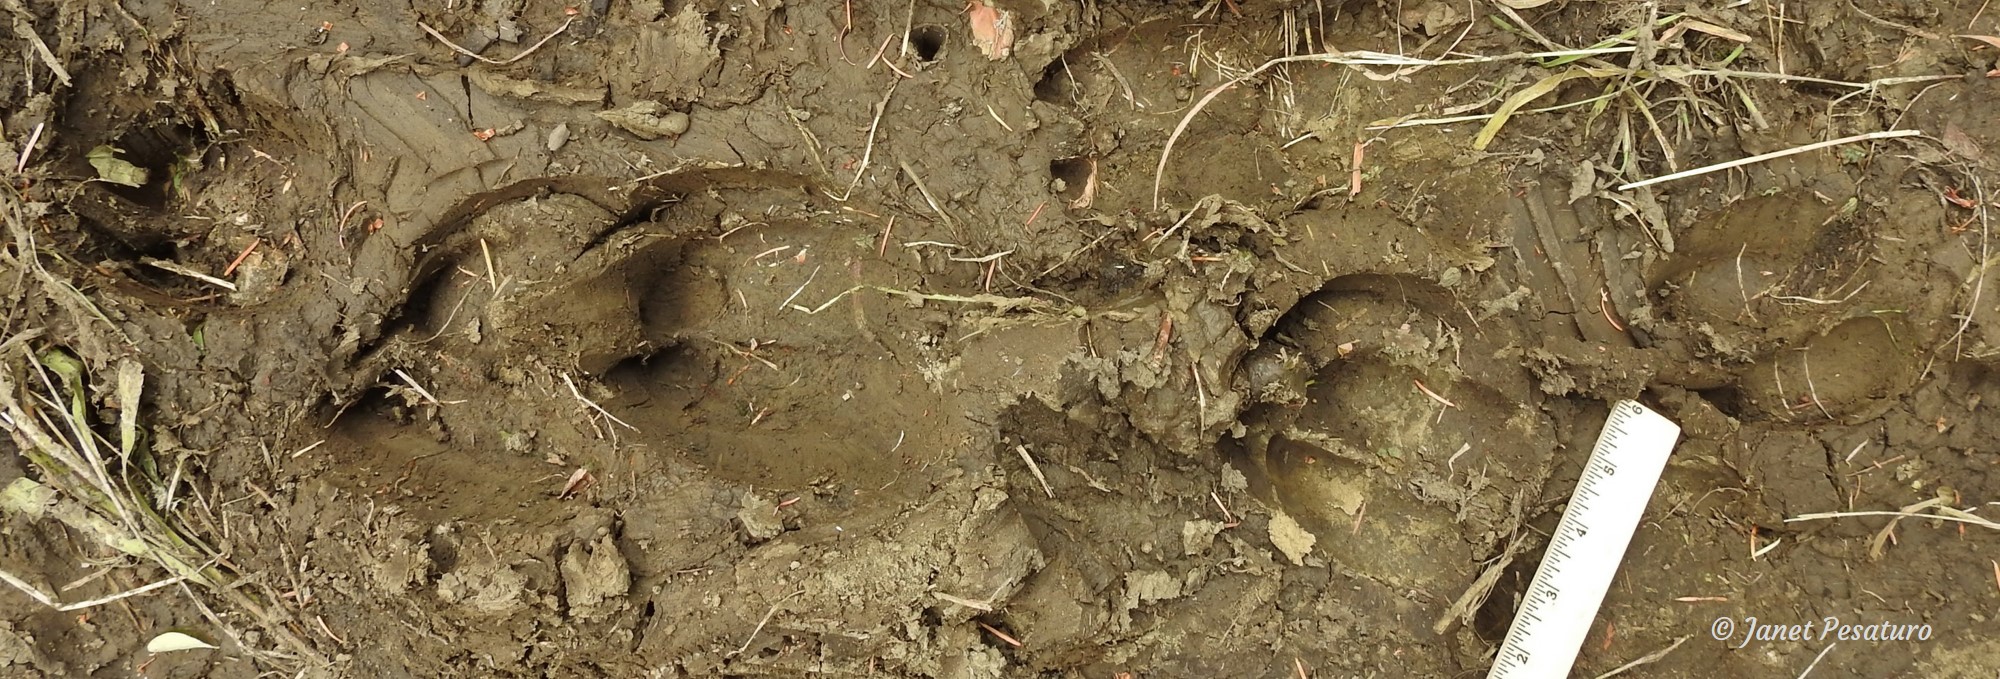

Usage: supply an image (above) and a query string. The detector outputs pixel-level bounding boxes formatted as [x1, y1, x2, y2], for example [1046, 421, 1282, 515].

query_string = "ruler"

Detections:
[1486, 400, 1682, 679]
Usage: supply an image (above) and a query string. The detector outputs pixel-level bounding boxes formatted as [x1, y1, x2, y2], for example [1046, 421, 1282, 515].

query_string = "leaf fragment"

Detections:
[146, 631, 218, 653]
[85, 146, 149, 188]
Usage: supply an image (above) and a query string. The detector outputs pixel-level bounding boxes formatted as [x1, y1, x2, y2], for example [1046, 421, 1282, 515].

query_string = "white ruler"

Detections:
[1486, 400, 1682, 679]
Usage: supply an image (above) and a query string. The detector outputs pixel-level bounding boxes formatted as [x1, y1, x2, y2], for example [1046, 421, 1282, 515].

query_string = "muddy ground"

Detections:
[1, 0, 1998, 676]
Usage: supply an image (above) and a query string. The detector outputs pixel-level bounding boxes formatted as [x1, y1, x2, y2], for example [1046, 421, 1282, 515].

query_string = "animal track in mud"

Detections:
[335, 172, 955, 493]
[62, 121, 227, 289]
[1230, 273, 1555, 599]
[1649, 189, 1919, 421]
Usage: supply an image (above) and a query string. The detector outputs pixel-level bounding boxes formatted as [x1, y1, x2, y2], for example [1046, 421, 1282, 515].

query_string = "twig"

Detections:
[416, 283, 480, 344]
[0, 568, 186, 611]
[1933, 176, 1989, 368]
[479, 238, 499, 291]
[9, 10, 71, 86]
[899, 0, 917, 58]
[779, 265, 822, 310]
[729, 589, 807, 657]
[315, 614, 348, 647]
[832, 83, 897, 202]
[976, 621, 1022, 648]
[1434, 536, 1521, 635]
[949, 250, 1014, 263]
[985, 104, 1015, 132]
[1036, 227, 1119, 279]
[1799, 348, 1832, 419]
[15, 122, 44, 174]
[1796, 642, 1837, 678]
[222, 239, 261, 277]
[289, 440, 326, 459]
[0, 568, 55, 608]
[1592, 635, 1691, 679]
[1210, 492, 1238, 526]
[1152, 47, 1635, 208]
[1015, 445, 1054, 498]
[417, 17, 575, 66]
[1367, 88, 1623, 131]
[1190, 362, 1208, 429]
[1616, 130, 1920, 191]
[1844, 440, 1868, 464]
[1413, 379, 1458, 408]
[561, 374, 638, 432]
[899, 161, 954, 228]
[933, 591, 994, 612]
[1785, 508, 2000, 530]
[876, 216, 895, 256]
[66, 575, 188, 611]
[865, 33, 894, 70]
[713, 339, 780, 371]
[1446, 442, 1471, 473]
[1735, 243, 1751, 307]
[144, 258, 237, 291]
[790, 284, 1060, 316]
[391, 368, 444, 406]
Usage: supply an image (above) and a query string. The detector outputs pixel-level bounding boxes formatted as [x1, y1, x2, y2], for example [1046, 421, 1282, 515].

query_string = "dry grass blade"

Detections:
[1786, 505, 2000, 530]
[143, 258, 237, 291]
[0, 187, 322, 666]
[0, 364, 321, 663]
[1, 0, 72, 86]
[1591, 635, 1691, 679]
[562, 374, 639, 432]
[1615, 130, 1921, 191]
[1473, 68, 1617, 150]
[417, 17, 574, 66]
[0, 567, 186, 611]
[832, 83, 898, 202]
[1152, 47, 1633, 209]
[729, 589, 807, 657]
[789, 284, 1072, 316]
[1015, 445, 1054, 498]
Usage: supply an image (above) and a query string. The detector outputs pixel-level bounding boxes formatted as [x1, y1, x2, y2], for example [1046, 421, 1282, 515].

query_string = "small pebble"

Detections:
[547, 123, 570, 152]
[659, 111, 690, 136]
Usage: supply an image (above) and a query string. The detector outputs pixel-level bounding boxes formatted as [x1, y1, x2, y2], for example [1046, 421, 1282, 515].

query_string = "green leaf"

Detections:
[0, 478, 57, 519]
[85, 146, 150, 188]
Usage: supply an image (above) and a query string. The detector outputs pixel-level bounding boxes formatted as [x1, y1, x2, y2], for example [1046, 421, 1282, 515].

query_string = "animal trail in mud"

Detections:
[9, 0, 2000, 676]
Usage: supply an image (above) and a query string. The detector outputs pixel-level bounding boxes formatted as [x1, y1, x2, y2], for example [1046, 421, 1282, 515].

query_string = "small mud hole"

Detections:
[1050, 156, 1095, 203]
[908, 24, 948, 61]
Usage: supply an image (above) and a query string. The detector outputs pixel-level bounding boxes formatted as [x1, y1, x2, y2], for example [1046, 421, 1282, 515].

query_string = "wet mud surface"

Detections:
[2, 0, 1999, 676]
